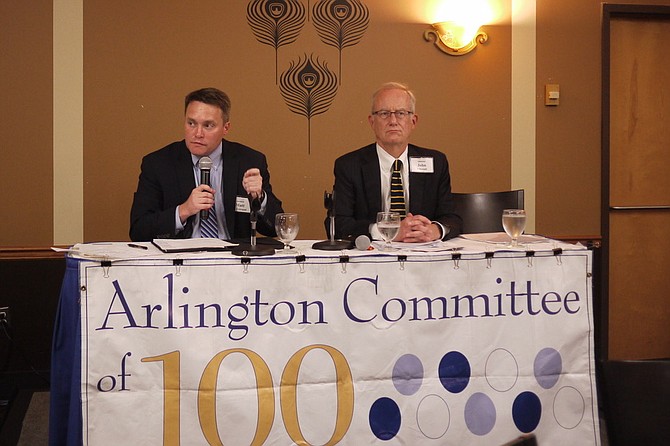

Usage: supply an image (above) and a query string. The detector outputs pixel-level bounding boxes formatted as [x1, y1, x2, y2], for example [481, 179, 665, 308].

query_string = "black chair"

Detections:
[452, 190, 524, 233]
[600, 359, 670, 445]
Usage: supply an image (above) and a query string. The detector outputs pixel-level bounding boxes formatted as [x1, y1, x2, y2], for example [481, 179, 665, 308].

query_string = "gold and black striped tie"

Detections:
[389, 159, 406, 217]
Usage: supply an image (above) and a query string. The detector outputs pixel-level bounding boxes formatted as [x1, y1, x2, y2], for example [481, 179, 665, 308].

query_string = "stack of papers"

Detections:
[151, 238, 236, 253]
[461, 233, 548, 244]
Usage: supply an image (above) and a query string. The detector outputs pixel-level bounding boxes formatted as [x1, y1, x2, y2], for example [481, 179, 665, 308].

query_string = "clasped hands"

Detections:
[179, 168, 263, 222]
[394, 213, 441, 243]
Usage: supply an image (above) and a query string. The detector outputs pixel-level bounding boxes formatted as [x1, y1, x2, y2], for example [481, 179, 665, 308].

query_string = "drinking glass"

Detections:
[502, 209, 527, 247]
[376, 211, 401, 251]
[275, 213, 300, 252]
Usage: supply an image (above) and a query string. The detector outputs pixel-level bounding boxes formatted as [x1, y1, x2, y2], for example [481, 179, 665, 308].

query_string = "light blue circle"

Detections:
[464, 392, 496, 436]
[534, 347, 562, 389]
[392, 354, 424, 396]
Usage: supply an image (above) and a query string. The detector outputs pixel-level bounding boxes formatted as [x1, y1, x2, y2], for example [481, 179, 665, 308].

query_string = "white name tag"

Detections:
[235, 196, 251, 213]
[410, 157, 434, 173]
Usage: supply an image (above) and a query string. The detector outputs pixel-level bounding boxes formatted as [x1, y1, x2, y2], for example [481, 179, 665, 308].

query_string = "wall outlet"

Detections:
[0, 306, 10, 327]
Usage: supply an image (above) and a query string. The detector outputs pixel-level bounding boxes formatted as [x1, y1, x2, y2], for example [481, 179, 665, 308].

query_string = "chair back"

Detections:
[601, 359, 670, 445]
[452, 190, 524, 233]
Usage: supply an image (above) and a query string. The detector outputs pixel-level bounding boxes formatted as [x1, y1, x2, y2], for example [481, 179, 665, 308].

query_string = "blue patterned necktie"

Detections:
[390, 159, 406, 217]
[200, 203, 219, 239]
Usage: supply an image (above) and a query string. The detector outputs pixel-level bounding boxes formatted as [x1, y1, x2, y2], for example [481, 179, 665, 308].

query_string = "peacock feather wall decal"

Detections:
[247, 0, 307, 83]
[279, 54, 338, 154]
[312, 0, 370, 84]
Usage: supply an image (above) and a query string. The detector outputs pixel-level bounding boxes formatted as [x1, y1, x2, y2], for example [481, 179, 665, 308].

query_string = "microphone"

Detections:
[250, 194, 261, 214]
[355, 235, 371, 251]
[198, 156, 212, 220]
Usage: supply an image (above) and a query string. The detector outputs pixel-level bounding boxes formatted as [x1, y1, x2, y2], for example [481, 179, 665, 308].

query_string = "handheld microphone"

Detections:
[355, 235, 371, 251]
[198, 156, 212, 220]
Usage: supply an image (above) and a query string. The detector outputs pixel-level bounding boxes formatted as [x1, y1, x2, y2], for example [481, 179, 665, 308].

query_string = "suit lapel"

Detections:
[175, 141, 196, 201]
[361, 145, 382, 214]
[407, 145, 426, 214]
[221, 140, 239, 235]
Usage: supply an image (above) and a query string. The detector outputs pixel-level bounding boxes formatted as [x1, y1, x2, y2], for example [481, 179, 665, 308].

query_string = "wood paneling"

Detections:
[606, 11, 670, 360]
[0, 3, 53, 247]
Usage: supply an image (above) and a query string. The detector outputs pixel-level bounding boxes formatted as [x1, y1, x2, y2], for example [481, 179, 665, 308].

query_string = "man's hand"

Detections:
[179, 184, 215, 223]
[394, 213, 441, 243]
[242, 168, 264, 199]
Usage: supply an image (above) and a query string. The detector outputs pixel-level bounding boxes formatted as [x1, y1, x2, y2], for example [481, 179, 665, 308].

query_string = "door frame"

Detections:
[600, 3, 670, 362]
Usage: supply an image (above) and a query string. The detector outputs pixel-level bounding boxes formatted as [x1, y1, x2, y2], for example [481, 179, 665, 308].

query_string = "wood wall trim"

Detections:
[0, 247, 67, 260]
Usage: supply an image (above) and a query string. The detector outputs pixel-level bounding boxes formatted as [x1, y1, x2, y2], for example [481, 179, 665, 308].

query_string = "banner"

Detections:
[81, 251, 599, 445]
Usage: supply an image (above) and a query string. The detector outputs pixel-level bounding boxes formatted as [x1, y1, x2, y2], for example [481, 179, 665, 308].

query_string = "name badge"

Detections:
[235, 196, 251, 213]
[410, 157, 434, 173]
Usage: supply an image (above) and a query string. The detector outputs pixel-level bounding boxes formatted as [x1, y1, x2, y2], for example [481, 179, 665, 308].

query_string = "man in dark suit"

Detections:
[130, 88, 283, 242]
[332, 82, 461, 242]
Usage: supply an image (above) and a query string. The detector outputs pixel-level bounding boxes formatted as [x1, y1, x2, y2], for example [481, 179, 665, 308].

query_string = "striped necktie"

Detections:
[389, 159, 406, 217]
[200, 204, 219, 238]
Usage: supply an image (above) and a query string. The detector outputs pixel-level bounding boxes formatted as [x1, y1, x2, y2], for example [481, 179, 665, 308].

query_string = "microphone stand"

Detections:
[232, 195, 275, 256]
[313, 191, 353, 250]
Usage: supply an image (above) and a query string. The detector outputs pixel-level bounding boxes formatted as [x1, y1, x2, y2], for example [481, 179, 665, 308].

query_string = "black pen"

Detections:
[127, 243, 148, 250]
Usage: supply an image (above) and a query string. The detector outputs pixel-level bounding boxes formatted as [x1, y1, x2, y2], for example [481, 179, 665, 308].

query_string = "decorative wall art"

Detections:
[247, 0, 370, 154]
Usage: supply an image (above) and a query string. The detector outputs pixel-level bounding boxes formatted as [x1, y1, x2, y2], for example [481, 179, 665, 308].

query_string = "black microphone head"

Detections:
[250, 195, 261, 212]
[198, 156, 213, 220]
[323, 191, 333, 209]
[198, 156, 212, 171]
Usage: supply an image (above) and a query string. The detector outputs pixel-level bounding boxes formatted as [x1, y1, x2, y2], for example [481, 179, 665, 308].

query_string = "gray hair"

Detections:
[371, 82, 416, 112]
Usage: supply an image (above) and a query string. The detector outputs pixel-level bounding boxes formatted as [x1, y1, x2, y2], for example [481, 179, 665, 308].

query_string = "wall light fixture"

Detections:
[424, 21, 488, 56]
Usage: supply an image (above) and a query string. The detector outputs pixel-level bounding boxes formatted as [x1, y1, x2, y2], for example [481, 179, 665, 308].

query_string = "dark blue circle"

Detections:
[512, 391, 542, 433]
[369, 397, 401, 441]
[438, 351, 471, 393]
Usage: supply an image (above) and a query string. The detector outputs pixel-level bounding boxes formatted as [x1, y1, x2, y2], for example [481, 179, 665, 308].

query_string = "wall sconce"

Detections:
[424, 21, 488, 56]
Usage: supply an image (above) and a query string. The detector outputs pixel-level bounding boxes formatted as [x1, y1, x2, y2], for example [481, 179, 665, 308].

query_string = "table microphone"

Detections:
[198, 156, 212, 220]
[355, 235, 371, 251]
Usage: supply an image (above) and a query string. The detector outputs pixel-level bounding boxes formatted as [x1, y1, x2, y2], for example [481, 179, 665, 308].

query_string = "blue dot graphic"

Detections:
[512, 391, 542, 433]
[392, 354, 423, 396]
[464, 392, 497, 436]
[369, 397, 401, 441]
[439, 351, 471, 393]
[534, 347, 562, 389]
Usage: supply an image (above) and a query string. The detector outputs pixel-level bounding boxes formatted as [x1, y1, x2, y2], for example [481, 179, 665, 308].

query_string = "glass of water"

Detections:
[502, 209, 526, 247]
[376, 211, 401, 251]
[275, 213, 300, 252]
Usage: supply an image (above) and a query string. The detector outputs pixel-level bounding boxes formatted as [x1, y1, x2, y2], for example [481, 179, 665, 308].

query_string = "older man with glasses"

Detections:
[329, 81, 462, 242]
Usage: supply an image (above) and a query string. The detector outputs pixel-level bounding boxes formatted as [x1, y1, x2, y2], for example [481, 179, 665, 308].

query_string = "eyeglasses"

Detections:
[372, 110, 414, 120]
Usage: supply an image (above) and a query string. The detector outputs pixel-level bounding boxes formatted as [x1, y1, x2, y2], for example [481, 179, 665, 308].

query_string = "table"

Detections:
[49, 236, 600, 445]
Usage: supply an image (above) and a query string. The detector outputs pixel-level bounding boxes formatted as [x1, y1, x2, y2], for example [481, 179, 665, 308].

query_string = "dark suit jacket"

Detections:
[331, 143, 462, 240]
[130, 139, 283, 242]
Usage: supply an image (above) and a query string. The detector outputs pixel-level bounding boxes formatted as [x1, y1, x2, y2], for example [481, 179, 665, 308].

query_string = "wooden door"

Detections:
[603, 5, 670, 360]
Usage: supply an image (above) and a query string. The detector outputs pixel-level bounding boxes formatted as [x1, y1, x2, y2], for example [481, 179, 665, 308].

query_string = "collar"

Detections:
[191, 141, 223, 168]
[376, 143, 409, 172]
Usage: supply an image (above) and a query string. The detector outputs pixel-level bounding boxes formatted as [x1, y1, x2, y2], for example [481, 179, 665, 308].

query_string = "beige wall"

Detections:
[82, 0, 512, 242]
[2, 0, 669, 247]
